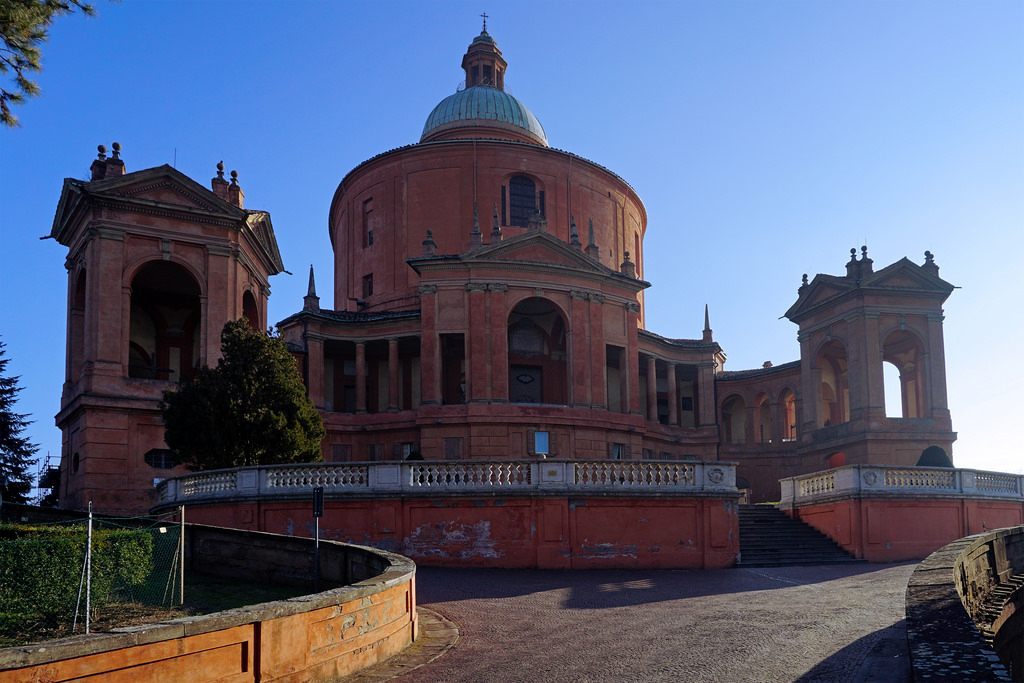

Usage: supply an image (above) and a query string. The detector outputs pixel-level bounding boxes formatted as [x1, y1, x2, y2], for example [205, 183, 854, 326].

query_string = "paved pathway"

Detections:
[355, 563, 916, 683]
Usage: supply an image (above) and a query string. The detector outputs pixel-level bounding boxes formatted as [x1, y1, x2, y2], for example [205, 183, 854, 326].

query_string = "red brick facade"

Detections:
[51, 31, 957, 514]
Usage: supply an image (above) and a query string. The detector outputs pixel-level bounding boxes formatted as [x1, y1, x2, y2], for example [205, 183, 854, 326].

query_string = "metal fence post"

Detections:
[85, 501, 93, 634]
[179, 505, 185, 605]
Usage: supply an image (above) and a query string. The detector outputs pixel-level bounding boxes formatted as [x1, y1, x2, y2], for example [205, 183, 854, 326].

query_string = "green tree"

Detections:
[0, 337, 38, 504]
[0, 0, 98, 127]
[161, 320, 325, 470]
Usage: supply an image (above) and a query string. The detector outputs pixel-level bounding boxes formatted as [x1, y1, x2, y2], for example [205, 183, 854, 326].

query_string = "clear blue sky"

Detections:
[2, 1, 1022, 483]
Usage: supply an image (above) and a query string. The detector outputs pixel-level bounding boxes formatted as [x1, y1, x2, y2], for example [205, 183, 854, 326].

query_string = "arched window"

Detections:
[721, 395, 746, 444]
[917, 446, 952, 467]
[129, 261, 201, 381]
[508, 298, 567, 404]
[816, 341, 849, 427]
[827, 452, 847, 468]
[508, 176, 537, 227]
[882, 330, 924, 419]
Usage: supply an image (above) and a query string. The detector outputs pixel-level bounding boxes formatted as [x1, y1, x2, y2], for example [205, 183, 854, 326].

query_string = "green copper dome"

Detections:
[420, 85, 548, 147]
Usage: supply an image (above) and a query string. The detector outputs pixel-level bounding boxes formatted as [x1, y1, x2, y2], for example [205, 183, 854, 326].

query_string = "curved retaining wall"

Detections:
[906, 526, 1024, 681]
[0, 525, 417, 683]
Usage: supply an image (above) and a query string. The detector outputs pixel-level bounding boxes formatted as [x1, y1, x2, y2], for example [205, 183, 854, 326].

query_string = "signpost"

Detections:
[313, 486, 323, 592]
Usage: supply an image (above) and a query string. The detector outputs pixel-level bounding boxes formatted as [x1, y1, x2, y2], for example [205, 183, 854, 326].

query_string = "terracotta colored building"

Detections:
[51, 29, 956, 514]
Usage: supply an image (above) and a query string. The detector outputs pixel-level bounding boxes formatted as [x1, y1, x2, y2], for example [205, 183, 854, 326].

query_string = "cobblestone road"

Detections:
[392, 563, 916, 683]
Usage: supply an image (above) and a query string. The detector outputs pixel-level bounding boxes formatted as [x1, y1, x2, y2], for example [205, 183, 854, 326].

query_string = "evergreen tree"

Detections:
[161, 319, 325, 470]
[0, 336, 38, 504]
[0, 0, 102, 127]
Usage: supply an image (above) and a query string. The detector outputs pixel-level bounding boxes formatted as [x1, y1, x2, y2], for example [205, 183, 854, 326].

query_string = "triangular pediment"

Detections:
[51, 164, 247, 244]
[861, 258, 955, 295]
[244, 211, 285, 274]
[463, 230, 611, 272]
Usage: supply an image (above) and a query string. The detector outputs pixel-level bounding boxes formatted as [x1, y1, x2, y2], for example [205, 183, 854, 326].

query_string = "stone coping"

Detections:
[153, 459, 740, 513]
[0, 528, 415, 671]
[905, 530, 1015, 681]
[780, 465, 1023, 508]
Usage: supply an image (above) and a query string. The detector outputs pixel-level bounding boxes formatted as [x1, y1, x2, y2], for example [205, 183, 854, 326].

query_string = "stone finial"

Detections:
[763, 361, 773, 369]
[703, 304, 713, 342]
[585, 217, 600, 260]
[91, 142, 125, 180]
[422, 229, 438, 257]
[620, 251, 636, 278]
[490, 204, 502, 242]
[922, 250, 940, 277]
[801, 273, 809, 290]
[470, 202, 482, 249]
[303, 264, 320, 312]
[227, 170, 244, 208]
[846, 247, 860, 279]
[569, 215, 581, 247]
[211, 160, 230, 200]
[859, 244, 873, 274]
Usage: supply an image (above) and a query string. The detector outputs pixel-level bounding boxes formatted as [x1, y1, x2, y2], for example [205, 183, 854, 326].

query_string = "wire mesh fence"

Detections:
[0, 505, 184, 647]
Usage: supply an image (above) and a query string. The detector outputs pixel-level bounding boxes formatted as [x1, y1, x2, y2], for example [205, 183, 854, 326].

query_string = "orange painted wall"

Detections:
[789, 498, 1024, 562]
[0, 582, 414, 683]
[184, 495, 739, 570]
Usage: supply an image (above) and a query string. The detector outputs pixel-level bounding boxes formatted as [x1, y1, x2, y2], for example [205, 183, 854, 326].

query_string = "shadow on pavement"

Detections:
[794, 619, 910, 683]
[416, 562, 916, 611]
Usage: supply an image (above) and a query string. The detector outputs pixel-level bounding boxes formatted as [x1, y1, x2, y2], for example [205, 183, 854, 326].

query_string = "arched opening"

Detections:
[507, 298, 567, 404]
[917, 446, 952, 468]
[242, 290, 259, 330]
[827, 452, 847, 468]
[882, 330, 925, 419]
[128, 261, 201, 381]
[69, 269, 87, 379]
[504, 175, 543, 228]
[816, 341, 849, 427]
[780, 389, 797, 441]
[721, 395, 746, 444]
[755, 392, 771, 443]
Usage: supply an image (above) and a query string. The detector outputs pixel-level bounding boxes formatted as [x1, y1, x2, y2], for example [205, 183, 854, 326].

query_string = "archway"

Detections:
[721, 395, 746, 444]
[755, 392, 771, 443]
[780, 389, 797, 441]
[507, 298, 567, 404]
[129, 261, 201, 381]
[883, 330, 925, 418]
[827, 452, 847, 468]
[917, 446, 953, 468]
[242, 290, 259, 330]
[816, 341, 849, 427]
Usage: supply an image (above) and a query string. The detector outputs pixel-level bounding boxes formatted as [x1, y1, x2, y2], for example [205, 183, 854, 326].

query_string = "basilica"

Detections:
[49, 28, 957, 515]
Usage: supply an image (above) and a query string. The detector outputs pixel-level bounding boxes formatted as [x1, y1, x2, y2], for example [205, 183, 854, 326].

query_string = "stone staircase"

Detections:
[736, 504, 866, 568]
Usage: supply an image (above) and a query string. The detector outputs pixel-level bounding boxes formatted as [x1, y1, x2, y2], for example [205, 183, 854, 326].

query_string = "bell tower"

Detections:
[50, 145, 284, 514]
[784, 248, 956, 468]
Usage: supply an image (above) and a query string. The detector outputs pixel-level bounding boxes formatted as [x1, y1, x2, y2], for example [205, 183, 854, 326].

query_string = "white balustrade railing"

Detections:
[780, 465, 1024, 506]
[155, 459, 738, 505]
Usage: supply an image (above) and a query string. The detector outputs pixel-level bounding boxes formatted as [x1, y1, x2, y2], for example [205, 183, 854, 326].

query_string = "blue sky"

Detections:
[2, 0, 1022, 482]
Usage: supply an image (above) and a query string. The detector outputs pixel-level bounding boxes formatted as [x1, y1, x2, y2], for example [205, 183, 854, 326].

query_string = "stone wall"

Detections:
[905, 526, 1024, 681]
[0, 525, 416, 683]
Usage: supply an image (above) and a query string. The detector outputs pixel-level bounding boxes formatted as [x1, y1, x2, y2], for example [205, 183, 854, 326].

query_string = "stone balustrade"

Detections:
[780, 465, 1024, 506]
[157, 459, 736, 506]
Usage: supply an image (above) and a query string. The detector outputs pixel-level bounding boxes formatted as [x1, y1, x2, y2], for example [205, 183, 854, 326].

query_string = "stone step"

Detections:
[736, 504, 864, 568]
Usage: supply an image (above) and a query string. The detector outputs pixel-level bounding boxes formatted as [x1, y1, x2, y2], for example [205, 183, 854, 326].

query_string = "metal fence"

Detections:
[0, 504, 184, 647]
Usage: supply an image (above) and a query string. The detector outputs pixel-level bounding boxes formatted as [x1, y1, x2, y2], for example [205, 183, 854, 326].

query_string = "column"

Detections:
[625, 303, 642, 415]
[418, 285, 440, 405]
[488, 283, 509, 401]
[697, 360, 717, 428]
[570, 291, 590, 407]
[589, 294, 607, 410]
[306, 334, 325, 410]
[355, 341, 367, 413]
[467, 283, 487, 401]
[646, 356, 658, 422]
[666, 363, 679, 425]
[387, 338, 399, 411]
